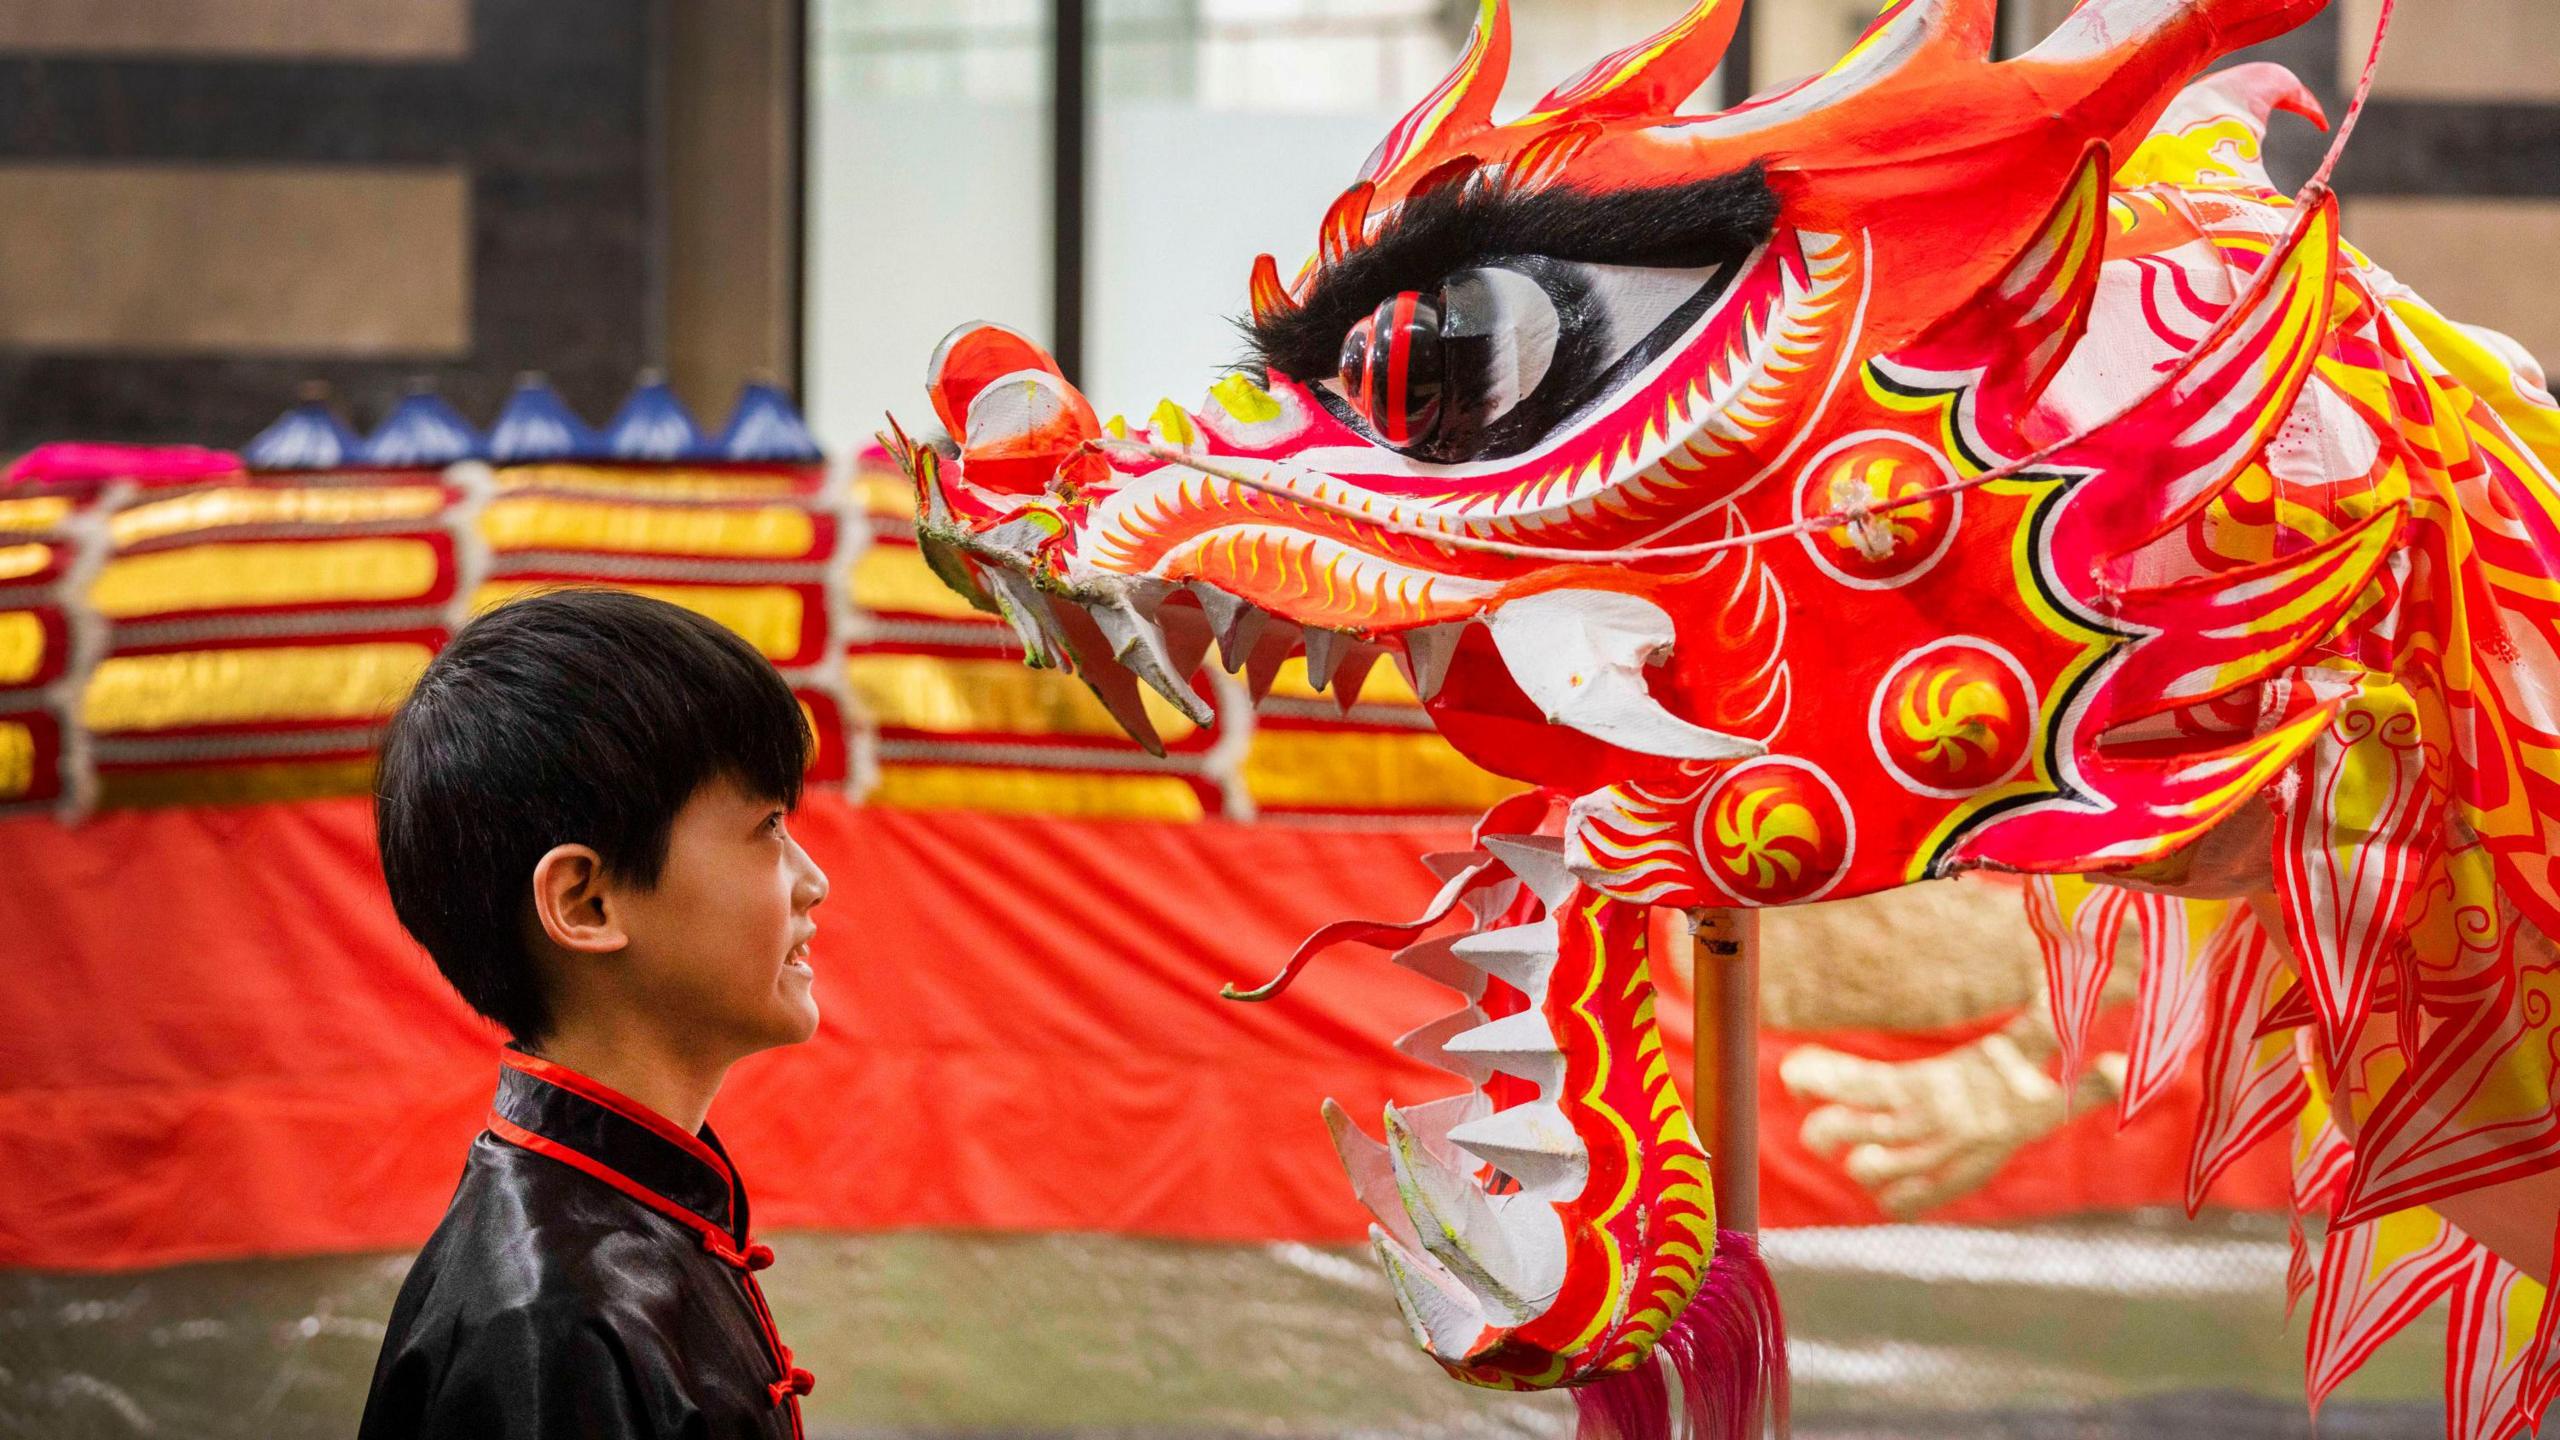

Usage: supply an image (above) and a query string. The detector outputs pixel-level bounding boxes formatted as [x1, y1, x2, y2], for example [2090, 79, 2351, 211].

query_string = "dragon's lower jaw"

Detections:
[1330, 829, 1782, 1433]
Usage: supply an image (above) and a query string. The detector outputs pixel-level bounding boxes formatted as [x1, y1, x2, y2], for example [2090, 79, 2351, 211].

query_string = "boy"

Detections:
[360, 589, 830, 1440]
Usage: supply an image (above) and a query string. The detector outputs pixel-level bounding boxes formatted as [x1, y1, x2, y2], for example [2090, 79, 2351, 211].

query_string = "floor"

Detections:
[0, 1216, 2480, 1439]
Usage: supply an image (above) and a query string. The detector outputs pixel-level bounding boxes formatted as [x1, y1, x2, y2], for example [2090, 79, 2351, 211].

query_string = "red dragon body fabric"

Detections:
[896, 1, 2560, 1435]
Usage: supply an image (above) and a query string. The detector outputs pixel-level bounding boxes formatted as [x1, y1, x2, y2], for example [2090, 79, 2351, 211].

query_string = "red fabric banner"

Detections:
[0, 794, 2278, 1272]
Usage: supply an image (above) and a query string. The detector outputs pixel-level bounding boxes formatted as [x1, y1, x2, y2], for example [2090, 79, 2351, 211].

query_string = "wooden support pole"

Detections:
[1689, 908, 1761, 1234]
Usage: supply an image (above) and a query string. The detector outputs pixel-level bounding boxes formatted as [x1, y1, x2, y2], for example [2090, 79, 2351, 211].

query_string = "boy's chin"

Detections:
[754, 988, 820, 1049]
[709, 979, 820, 1056]
[769, 982, 822, 1046]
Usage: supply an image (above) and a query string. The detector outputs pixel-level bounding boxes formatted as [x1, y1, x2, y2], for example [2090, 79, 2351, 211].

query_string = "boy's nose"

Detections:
[793, 847, 829, 911]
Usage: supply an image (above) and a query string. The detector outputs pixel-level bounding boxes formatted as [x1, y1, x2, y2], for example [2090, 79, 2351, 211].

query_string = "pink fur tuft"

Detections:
[1572, 1230, 1788, 1440]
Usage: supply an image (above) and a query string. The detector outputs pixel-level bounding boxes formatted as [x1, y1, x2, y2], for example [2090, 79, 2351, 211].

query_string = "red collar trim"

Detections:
[500, 1048, 734, 1185]
[488, 1113, 750, 1264]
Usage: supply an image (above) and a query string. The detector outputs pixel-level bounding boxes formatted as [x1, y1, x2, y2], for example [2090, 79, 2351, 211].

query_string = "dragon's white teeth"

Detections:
[1323, 1098, 1425, 1252]
[1463, 875, 1525, 926]
[1223, 608, 1270, 673]
[1479, 834, 1577, 912]
[1078, 671, 1165, 757]
[1093, 594, 1215, 725]
[1399, 1090, 1491, 1155]
[1449, 922, 1559, 998]
[1398, 622, 1465, 703]
[1484, 589, 1767, 763]
[1419, 849, 1487, 883]
[1439, 1011, 1565, 1092]
[1157, 601, 1215, 683]
[1331, 643, 1384, 712]
[1393, 936, 1488, 998]
[1386, 1105, 1540, 1322]
[1445, 1103, 1589, 1198]
[1302, 627, 1354, 692]
[1189, 582, 1267, 672]
[983, 570, 1071, 670]
[1395, 1008, 1494, 1082]
[1050, 603, 1169, 756]
[1370, 1225, 1486, 1364]
[1242, 624, 1298, 703]
[1093, 674, 1168, 754]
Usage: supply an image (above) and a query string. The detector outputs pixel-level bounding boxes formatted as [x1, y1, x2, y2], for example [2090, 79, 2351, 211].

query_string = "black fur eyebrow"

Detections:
[1242, 163, 1778, 384]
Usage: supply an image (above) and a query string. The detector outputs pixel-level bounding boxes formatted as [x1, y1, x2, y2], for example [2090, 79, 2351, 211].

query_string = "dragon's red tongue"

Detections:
[925, 322, 1101, 495]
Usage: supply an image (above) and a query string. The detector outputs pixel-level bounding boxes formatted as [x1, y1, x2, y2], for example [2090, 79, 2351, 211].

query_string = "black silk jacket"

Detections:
[359, 1052, 813, 1440]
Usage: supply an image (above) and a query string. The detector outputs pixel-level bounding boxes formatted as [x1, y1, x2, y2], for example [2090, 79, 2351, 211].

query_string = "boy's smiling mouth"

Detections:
[783, 932, 815, 975]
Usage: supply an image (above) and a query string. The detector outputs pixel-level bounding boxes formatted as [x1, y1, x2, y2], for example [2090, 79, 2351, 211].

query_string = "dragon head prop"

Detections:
[896, 0, 2373, 1422]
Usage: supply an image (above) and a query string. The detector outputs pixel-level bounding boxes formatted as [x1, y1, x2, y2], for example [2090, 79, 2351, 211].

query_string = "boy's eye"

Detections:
[763, 811, 787, 835]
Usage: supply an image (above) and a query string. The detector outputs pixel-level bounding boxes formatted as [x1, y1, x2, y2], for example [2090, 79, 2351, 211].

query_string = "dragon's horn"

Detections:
[1363, 0, 1510, 183]
[1827, 0, 2000, 76]
[2014, 0, 2328, 154]
[1524, 0, 1745, 123]
[1682, 0, 1996, 135]
[1247, 254, 1299, 325]
[1319, 183, 1376, 267]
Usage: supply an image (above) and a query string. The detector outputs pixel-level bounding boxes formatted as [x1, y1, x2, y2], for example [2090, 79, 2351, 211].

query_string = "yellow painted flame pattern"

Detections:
[1712, 786, 1819, 890]
[1895, 666, 2011, 771]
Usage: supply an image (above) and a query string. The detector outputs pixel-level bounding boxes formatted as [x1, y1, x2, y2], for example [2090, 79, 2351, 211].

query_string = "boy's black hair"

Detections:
[375, 589, 811, 1041]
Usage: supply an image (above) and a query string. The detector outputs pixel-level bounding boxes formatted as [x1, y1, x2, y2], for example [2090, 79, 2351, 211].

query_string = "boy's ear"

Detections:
[530, 844, 630, 955]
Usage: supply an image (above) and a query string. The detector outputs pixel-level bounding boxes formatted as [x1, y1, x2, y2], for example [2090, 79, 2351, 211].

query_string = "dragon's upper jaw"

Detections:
[902, 216, 1831, 774]
[918, 225, 1849, 593]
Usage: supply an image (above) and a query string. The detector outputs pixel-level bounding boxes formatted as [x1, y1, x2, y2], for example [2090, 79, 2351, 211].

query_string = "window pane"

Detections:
[805, 0, 1054, 449]
[1084, 0, 1452, 418]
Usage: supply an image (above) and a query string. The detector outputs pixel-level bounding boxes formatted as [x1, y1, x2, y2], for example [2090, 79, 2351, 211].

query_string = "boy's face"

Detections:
[613, 773, 830, 1056]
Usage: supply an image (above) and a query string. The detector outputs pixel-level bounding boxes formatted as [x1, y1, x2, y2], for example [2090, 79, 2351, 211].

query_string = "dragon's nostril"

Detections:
[925, 323, 1093, 442]
[963, 370, 1077, 452]
[924, 321, 1100, 495]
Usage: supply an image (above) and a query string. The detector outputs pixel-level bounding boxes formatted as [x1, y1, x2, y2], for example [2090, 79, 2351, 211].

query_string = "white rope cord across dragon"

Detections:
[889, 1, 2560, 1435]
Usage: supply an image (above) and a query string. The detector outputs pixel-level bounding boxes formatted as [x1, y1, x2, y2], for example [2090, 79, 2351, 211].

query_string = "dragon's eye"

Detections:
[1338, 273, 1553, 455]
[1339, 293, 1444, 447]
[1329, 258, 1728, 463]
